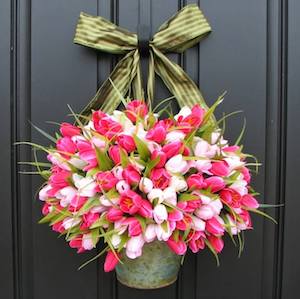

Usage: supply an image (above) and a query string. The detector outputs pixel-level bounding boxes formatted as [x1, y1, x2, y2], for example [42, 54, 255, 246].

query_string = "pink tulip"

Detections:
[108, 145, 122, 165]
[241, 166, 251, 183]
[176, 214, 192, 231]
[122, 217, 142, 236]
[125, 100, 148, 123]
[78, 149, 97, 171]
[60, 122, 81, 137]
[119, 190, 143, 214]
[69, 235, 85, 253]
[220, 188, 242, 208]
[210, 161, 230, 177]
[208, 235, 224, 253]
[96, 171, 118, 191]
[241, 194, 259, 209]
[206, 217, 225, 236]
[126, 234, 145, 259]
[188, 231, 206, 253]
[49, 170, 70, 189]
[146, 121, 167, 143]
[80, 212, 99, 230]
[151, 150, 167, 168]
[238, 210, 252, 230]
[106, 207, 124, 222]
[150, 168, 170, 189]
[92, 110, 123, 139]
[187, 173, 206, 190]
[138, 199, 153, 218]
[222, 145, 240, 152]
[177, 104, 205, 133]
[162, 141, 183, 158]
[117, 134, 136, 152]
[52, 221, 65, 233]
[56, 137, 77, 157]
[122, 165, 141, 185]
[191, 216, 206, 231]
[166, 236, 187, 255]
[104, 250, 120, 272]
[69, 196, 87, 212]
[205, 176, 225, 193]
[42, 203, 51, 215]
[168, 209, 184, 222]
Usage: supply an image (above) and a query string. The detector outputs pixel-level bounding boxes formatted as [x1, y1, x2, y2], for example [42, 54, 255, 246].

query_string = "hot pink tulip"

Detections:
[92, 110, 123, 139]
[106, 207, 124, 222]
[80, 212, 100, 230]
[138, 199, 153, 218]
[241, 194, 259, 209]
[52, 220, 65, 233]
[125, 100, 148, 123]
[188, 231, 206, 253]
[162, 141, 183, 158]
[151, 150, 167, 168]
[96, 171, 118, 191]
[122, 165, 141, 185]
[60, 122, 81, 137]
[49, 170, 70, 189]
[177, 104, 205, 133]
[56, 137, 77, 157]
[205, 176, 225, 193]
[208, 235, 224, 253]
[69, 235, 85, 253]
[104, 250, 120, 272]
[122, 217, 142, 236]
[206, 217, 225, 236]
[150, 168, 170, 189]
[108, 145, 122, 165]
[146, 121, 167, 143]
[210, 161, 230, 177]
[166, 236, 187, 255]
[168, 209, 184, 222]
[241, 166, 251, 183]
[117, 134, 136, 152]
[220, 188, 242, 208]
[187, 173, 206, 190]
[119, 190, 143, 214]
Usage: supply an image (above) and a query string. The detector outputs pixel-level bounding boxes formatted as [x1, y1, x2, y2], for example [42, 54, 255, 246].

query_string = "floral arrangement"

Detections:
[29, 97, 270, 273]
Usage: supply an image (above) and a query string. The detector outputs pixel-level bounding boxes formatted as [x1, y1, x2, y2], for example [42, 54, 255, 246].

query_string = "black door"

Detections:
[1, 0, 299, 298]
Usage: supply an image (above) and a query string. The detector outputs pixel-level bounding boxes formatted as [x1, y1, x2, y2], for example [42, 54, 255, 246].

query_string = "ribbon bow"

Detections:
[74, 4, 211, 115]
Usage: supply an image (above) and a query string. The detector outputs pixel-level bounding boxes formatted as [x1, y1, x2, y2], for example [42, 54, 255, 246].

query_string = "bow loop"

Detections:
[152, 4, 211, 53]
[74, 12, 137, 54]
[73, 4, 212, 116]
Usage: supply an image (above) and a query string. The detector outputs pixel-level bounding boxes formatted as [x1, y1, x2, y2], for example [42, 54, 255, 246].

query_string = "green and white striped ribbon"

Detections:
[73, 4, 212, 115]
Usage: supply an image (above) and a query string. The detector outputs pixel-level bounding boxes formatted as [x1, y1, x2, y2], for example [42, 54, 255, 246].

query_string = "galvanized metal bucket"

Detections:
[116, 240, 182, 289]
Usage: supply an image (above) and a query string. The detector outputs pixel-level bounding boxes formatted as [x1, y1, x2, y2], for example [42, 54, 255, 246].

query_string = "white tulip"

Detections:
[139, 177, 153, 194]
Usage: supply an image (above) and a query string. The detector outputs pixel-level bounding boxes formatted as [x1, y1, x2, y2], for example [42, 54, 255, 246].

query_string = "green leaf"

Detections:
[38, 211, 58, 224]
[133, 134, 150, 161]
[245, 207, 278, 224]
[202, 91, 227, 125]
[235, 118, 246, 146]
[144, 156, 160, 177]
[117, 234, 130, 252]
[78, 197, 100, 216]
[94, 146, 113, 171]
[135, 215, 146, 232]
[178, 193, 199, 202]
[78, 246, 109, 270]
[29, 121, 57, 143]
[120, 148, 129, 168]
[161, 221, 169, 233]
[91, 228, 100, 246]
[204, 239, 220, 266]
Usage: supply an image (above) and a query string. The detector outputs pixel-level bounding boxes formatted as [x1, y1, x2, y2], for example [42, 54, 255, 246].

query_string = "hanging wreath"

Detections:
[19, 4, 275, 290]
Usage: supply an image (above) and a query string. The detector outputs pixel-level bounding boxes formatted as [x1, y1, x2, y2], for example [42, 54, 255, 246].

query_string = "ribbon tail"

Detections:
[80, 50, 141, 116]
[152, 47, 209, 110]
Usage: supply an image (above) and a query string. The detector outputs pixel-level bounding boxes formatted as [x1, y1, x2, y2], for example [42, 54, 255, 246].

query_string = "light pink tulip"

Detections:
[116, 180, 130, 194]
[144, 224, 157, 243]
[153, 204, 168, 224]
[165, 154, 189, 174]
[82, 233, 95, 250]
[126, 234, 145, 259]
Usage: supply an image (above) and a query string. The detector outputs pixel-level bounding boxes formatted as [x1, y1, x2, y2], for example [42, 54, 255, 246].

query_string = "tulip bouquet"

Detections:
[25, 96, 271, 275]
